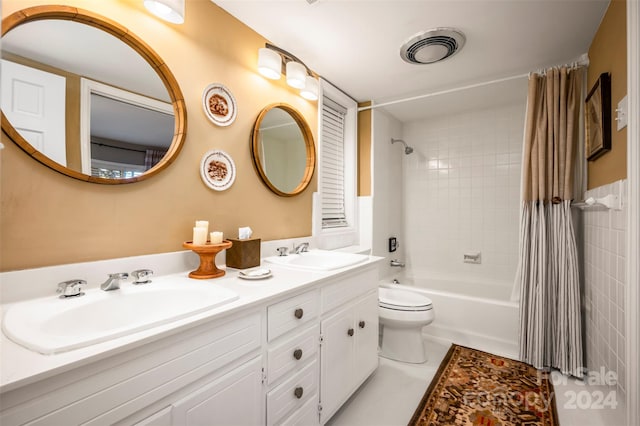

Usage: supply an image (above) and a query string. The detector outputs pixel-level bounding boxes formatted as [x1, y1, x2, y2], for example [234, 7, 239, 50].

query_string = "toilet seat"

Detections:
[379, 287, 433, 312]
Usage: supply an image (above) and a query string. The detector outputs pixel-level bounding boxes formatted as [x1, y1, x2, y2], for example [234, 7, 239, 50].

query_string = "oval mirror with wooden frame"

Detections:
[251, 104, 315, 197]
[1, 5, 187, 184]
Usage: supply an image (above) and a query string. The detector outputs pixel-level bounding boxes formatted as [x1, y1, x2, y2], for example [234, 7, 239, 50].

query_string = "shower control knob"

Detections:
[293, 349, 303, 360]
[347, 328, 354, 337]
[294, 308, 304, 319]
[359, 320, 366, 329]
[294, 387, 304, 399]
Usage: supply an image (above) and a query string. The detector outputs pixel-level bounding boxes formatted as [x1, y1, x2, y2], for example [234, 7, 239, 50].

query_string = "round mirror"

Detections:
[1, 6, 186, 184]
[251, 104, 315, 197]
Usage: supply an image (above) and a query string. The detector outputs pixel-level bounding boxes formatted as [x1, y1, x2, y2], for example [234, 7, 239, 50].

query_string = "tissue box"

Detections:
[226, 238, 261, 269]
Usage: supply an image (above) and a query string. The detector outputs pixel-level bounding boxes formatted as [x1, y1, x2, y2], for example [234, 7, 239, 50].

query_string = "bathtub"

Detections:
[380, 277, 519, 359]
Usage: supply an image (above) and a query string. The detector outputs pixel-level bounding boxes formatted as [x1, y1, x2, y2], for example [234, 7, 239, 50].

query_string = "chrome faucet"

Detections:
[101, 272, 128, 291]
[131, 269, 153, 284]
[293, 242, 310, 254]
[390, 259, 406, 267]
[57, 279, 86, 298]
[276, 246, 289, 256]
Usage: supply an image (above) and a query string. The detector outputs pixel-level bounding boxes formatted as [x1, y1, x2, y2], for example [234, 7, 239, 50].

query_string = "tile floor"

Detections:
[326, 339, 626, 426]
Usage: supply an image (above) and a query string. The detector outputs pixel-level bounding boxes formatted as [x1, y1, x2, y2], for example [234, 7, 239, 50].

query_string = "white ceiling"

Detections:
[213, 0, 609, 122]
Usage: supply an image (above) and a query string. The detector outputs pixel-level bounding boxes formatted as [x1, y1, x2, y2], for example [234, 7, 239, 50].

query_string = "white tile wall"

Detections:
[402, 103, 526, 286]
[583, 179, 627, 398]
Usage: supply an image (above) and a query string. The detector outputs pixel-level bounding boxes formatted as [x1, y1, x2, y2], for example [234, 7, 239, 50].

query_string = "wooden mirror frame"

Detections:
[251, 103, 315, 197]
[1, 5, 187, 184]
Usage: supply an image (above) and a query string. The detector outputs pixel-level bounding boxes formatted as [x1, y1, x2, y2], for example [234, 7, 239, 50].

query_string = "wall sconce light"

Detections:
[144, 0, 185, 24]
[286, 62, 307, 89]
[258, 48, 282, 80]
[258, 43, 320, 101]
[300, 76, 319, 101]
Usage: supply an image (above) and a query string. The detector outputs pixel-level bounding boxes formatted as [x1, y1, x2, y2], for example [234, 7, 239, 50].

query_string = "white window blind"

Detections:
[321, 96, 349, 228]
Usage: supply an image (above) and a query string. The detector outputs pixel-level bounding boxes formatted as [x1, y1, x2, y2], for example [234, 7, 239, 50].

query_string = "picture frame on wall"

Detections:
[585, 72, 611, 161]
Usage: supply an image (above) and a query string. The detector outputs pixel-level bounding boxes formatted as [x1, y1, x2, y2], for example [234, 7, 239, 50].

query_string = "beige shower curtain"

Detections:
[516, 67, 584, 376]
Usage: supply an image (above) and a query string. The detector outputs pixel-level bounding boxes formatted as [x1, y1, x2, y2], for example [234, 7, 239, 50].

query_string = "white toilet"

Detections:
[378, 284, 435, 364]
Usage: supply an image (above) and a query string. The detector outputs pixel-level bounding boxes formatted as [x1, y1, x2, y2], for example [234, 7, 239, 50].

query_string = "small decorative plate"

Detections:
[200, 150, 236, 191]
[202, 83, 237, 126]
[238, 267, 273, 280]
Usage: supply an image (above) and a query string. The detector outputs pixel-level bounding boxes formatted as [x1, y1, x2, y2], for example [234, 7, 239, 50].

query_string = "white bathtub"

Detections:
[380, 277, 519, 359]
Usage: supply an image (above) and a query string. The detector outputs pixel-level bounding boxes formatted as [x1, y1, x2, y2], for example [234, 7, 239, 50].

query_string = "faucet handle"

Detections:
[277, 247, 289, 256]
[57, 279, 86, 298]
[131, 269, 153, 284]
[109, 272, 129, 280]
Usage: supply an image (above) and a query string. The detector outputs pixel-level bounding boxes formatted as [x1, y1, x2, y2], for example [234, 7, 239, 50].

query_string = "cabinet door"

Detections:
[353, 291, 379, 386]
[319, 305, 354, 424]
[172, 357, 263, 426]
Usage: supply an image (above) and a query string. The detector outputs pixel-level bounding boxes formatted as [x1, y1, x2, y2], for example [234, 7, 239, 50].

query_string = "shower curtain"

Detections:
[516, 67, 584, 377]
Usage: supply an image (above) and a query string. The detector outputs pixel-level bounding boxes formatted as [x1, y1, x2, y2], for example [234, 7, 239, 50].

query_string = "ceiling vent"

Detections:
[400, 28, 465, 64]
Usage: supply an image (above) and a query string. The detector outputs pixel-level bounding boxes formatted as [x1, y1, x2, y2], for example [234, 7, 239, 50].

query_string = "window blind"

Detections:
[321, 97, 348, 228]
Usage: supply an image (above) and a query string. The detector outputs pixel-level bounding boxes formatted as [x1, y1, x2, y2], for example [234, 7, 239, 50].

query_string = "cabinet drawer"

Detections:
[267, 357, 318, 425]
[321, 267, 377, 313]
[268, 289, 319, 341]
[267, 324, 319, 385]
[279, 393, 319, 426]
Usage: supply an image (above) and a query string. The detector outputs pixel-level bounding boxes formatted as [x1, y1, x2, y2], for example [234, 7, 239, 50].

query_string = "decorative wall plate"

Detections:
[202, 83, 237, 126]
[200, 150, 236, 191]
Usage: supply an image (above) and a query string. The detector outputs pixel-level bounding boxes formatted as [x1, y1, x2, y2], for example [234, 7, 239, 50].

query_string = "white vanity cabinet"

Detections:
[319, 269, 379, 424]
[263, 265, 379, 426]
[0, 261, 381, 426]
[265, 289, 320, 425]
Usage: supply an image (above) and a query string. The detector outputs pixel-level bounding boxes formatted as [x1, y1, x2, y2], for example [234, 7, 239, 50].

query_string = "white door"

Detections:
[171, 357, 263, 426]
[353, 291, 380, 385]
[320, 305, 354, 424]
[1, 59, 66, 165]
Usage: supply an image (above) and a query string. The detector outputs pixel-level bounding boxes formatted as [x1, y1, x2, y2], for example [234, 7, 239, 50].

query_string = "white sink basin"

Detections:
[263, 249, 368, 271]
[2, 275, 238, 354]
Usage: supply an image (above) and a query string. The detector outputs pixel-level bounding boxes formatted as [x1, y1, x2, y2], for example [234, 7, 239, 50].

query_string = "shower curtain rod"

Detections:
[357, 72, 529, 112]
[359, 53, 590, 112]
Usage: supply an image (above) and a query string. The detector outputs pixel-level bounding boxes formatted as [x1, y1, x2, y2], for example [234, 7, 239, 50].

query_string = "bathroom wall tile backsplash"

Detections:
[402, 103, 526, 286]
[583, 179, 627, 398]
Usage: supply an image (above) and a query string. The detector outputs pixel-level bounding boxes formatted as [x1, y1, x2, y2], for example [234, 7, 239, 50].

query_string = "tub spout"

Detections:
[390, 259, 405, 268]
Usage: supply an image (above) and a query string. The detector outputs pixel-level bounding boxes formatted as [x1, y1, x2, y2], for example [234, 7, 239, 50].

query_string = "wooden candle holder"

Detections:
[183, 240, 233, 279]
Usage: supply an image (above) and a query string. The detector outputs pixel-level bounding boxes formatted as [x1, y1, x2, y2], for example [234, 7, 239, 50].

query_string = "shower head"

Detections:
[391, 138, 414, 155]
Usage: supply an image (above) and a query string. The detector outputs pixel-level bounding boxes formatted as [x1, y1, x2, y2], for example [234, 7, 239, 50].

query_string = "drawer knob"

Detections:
[347, 328, 354, 337]
[359, 320, 366, 329]
[294, 308, 304, 319]
[294, 386, 304, 399]
[293, 348, 303, 360]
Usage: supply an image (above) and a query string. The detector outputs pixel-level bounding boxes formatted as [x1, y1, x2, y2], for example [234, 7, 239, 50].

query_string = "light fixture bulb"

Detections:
[258, 48, 282, 80]
[144, 0, 185, 24]
[286, 62, 307, 89]
[300, 76, 319, 101]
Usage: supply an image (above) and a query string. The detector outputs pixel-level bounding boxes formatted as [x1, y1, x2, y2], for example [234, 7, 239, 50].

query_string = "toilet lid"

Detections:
[379, 287, 433, 311]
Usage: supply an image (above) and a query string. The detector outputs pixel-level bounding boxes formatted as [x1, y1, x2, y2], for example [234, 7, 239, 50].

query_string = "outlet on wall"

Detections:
[388, 237, 397, 252]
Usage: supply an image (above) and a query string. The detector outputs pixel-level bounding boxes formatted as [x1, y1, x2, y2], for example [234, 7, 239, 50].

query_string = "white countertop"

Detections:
[0, 257, 382, 394]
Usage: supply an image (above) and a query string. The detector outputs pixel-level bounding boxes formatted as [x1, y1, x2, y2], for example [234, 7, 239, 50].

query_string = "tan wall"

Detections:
[0, 0, 318, 271]
[587, 0, 627, 189]
[357, 102, 371, 196]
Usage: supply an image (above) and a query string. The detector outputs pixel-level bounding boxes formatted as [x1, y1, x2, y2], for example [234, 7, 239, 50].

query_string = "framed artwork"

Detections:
[585, 72, 611, 161]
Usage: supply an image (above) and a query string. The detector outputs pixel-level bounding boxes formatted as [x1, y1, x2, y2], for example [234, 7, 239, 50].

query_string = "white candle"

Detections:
[210, 231, 223, 244]
[193, 227, 208, 245]
[195, 220, 209, 235]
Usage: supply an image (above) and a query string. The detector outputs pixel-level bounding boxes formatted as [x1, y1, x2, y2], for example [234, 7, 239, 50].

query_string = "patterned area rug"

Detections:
[409, 344, 558, 426]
